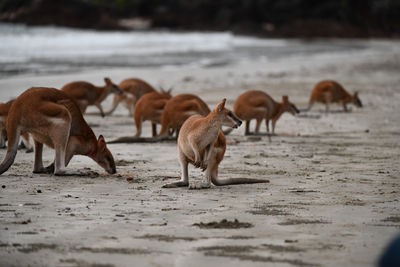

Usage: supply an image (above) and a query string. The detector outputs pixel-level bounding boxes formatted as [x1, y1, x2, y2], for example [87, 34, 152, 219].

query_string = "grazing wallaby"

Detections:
[233, 90, 299, 135]
[0, 87, 116, 176]
[163, 99, 269, 189]
[61, 77, 122, 117]
[305, 80, 362, 112]
[105, 78, 156, 116]
[158, 94, 210, 138]
[0, 99, 33, 152]
[133, 89, 172, 137]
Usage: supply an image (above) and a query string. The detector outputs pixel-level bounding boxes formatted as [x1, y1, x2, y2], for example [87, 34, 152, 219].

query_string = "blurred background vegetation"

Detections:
[1, 0, 399, 37]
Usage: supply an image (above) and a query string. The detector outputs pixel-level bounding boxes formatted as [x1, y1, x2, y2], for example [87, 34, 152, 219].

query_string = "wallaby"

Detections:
[0, 87, 116, 176]
[0, 99, 33, 152]
[233, 90, 299, 135]
[158, 94, 210, 138]
[163, 99, 269, 189]
[305, 80, 362, 112]
[105, 78, 156, 116]
[133, 89, 172, 137]
[61, 77, 122, 117]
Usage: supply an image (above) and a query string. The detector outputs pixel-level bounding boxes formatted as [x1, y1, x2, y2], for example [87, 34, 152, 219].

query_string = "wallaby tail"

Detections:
[211, 176, 269, 186]
[0, 119, 21, 175]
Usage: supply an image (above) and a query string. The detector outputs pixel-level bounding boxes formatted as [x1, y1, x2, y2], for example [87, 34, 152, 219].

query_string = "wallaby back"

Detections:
[133, 90, 172, 137]
[158, 94, 210, 137]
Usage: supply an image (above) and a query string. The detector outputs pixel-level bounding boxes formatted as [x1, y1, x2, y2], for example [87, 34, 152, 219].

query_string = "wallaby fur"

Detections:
[0, 87, 116, 176]
[133, 89, 172, 137]
[163, 99, 269, 189]
[105, 78, 156, 116]
[0, 99, 33, 152]
[61, 77, 122, 117]
[234, 90, 299, 135]
[305, 80, 362, 112]
[158, 94, 210, 138]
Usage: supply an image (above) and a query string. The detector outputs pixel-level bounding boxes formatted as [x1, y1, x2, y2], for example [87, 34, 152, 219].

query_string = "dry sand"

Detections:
[0, 40, 399, 267]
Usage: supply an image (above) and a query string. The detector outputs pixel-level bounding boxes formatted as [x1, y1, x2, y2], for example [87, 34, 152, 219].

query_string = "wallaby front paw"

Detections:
[200, 162, 208, 172]
[194, 161, 201, 168]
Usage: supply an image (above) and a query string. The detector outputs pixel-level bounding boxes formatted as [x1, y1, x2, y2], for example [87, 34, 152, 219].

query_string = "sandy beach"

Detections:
[0, 38, 399, 267]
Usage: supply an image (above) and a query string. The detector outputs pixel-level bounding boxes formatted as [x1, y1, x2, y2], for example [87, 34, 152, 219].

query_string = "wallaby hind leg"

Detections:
[255, 118, 262, 134]
[0, 128, 6, 148]
[265, 119, 270, 133]
[134, 114, 142, 137]
[189, 153, 213, 190]
[163, 149, 189, 188]
[245, 120, 251, 135]
[151, 123, 157, 137]
[33, 140, 45, 173]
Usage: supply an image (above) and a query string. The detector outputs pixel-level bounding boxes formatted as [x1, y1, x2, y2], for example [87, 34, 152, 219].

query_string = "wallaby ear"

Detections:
[104, 77, 111, 85]
[98, 135, 107, 151]
[167, 87, 173, 94]
[354, 91, 359, 97]
[215, 98, 226, 112]
[282, 95, 289, 103]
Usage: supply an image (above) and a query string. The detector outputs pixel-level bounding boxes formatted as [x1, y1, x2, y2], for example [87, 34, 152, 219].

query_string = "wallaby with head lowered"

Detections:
[157, 94, 210, 138]
[163, 99, 269, 189]
[234, 90, 299, 135]
[0, 99, 33, 152]
[305, 80, 362, 113]
[0, 87, 116, 176]
[61, 77, 122, 117]
[133, 89, 172, 137]
[105, 78, 156, 116]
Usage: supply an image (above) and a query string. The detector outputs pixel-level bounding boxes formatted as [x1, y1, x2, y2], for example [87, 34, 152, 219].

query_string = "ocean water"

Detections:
[0, 23, 383, 78]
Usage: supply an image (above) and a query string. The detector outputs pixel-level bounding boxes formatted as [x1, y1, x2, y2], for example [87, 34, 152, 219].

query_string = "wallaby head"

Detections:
[282, 95, 300, 115]
[352, 91, 363, 108]
[90, 135, 116, 174]
[104, 78, 123, 95]
[213, 99, 242, 128]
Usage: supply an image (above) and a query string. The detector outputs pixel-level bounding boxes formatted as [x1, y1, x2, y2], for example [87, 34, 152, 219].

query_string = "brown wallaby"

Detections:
[0, 87, 116, 176]
[105, 78, 156, 116]
[61, 77, 122, 117]
[133, 89, 172, 137]
[234, 90, 299, 135]
[157, 94, 210, 138]
[0, 99, 33, 152]
[305, 80, 362, 112]
[163, 99, 270, 189]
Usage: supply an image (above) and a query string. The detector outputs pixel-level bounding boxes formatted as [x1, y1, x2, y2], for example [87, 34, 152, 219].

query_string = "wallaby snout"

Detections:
[233, 118, 242, 128]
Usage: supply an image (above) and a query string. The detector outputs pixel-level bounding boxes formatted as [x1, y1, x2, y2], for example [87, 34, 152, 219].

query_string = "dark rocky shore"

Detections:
[1, 0, 399, 38]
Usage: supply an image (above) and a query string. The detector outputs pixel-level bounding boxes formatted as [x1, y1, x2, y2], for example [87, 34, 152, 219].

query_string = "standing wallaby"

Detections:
[0, 87, 116, 176]
[61, 77, 122, 117]
[0, 99, 33, 152]
[105, 78, 156, 116]
[305, 80, 362, 112]
[234, 90, 299, 135]
[158, 94, 210, 138]
[133, 89, 172, 137]
[163, 99, 269, 189]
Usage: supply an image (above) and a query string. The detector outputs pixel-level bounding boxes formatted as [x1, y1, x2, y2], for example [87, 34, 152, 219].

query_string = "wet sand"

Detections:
[0, 41, 399, 267]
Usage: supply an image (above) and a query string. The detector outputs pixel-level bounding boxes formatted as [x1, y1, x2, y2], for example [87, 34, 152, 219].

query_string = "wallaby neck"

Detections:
[205, 112, 223, 135]
[93, 85, 110, 102]
[271, 102, 284, 121]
